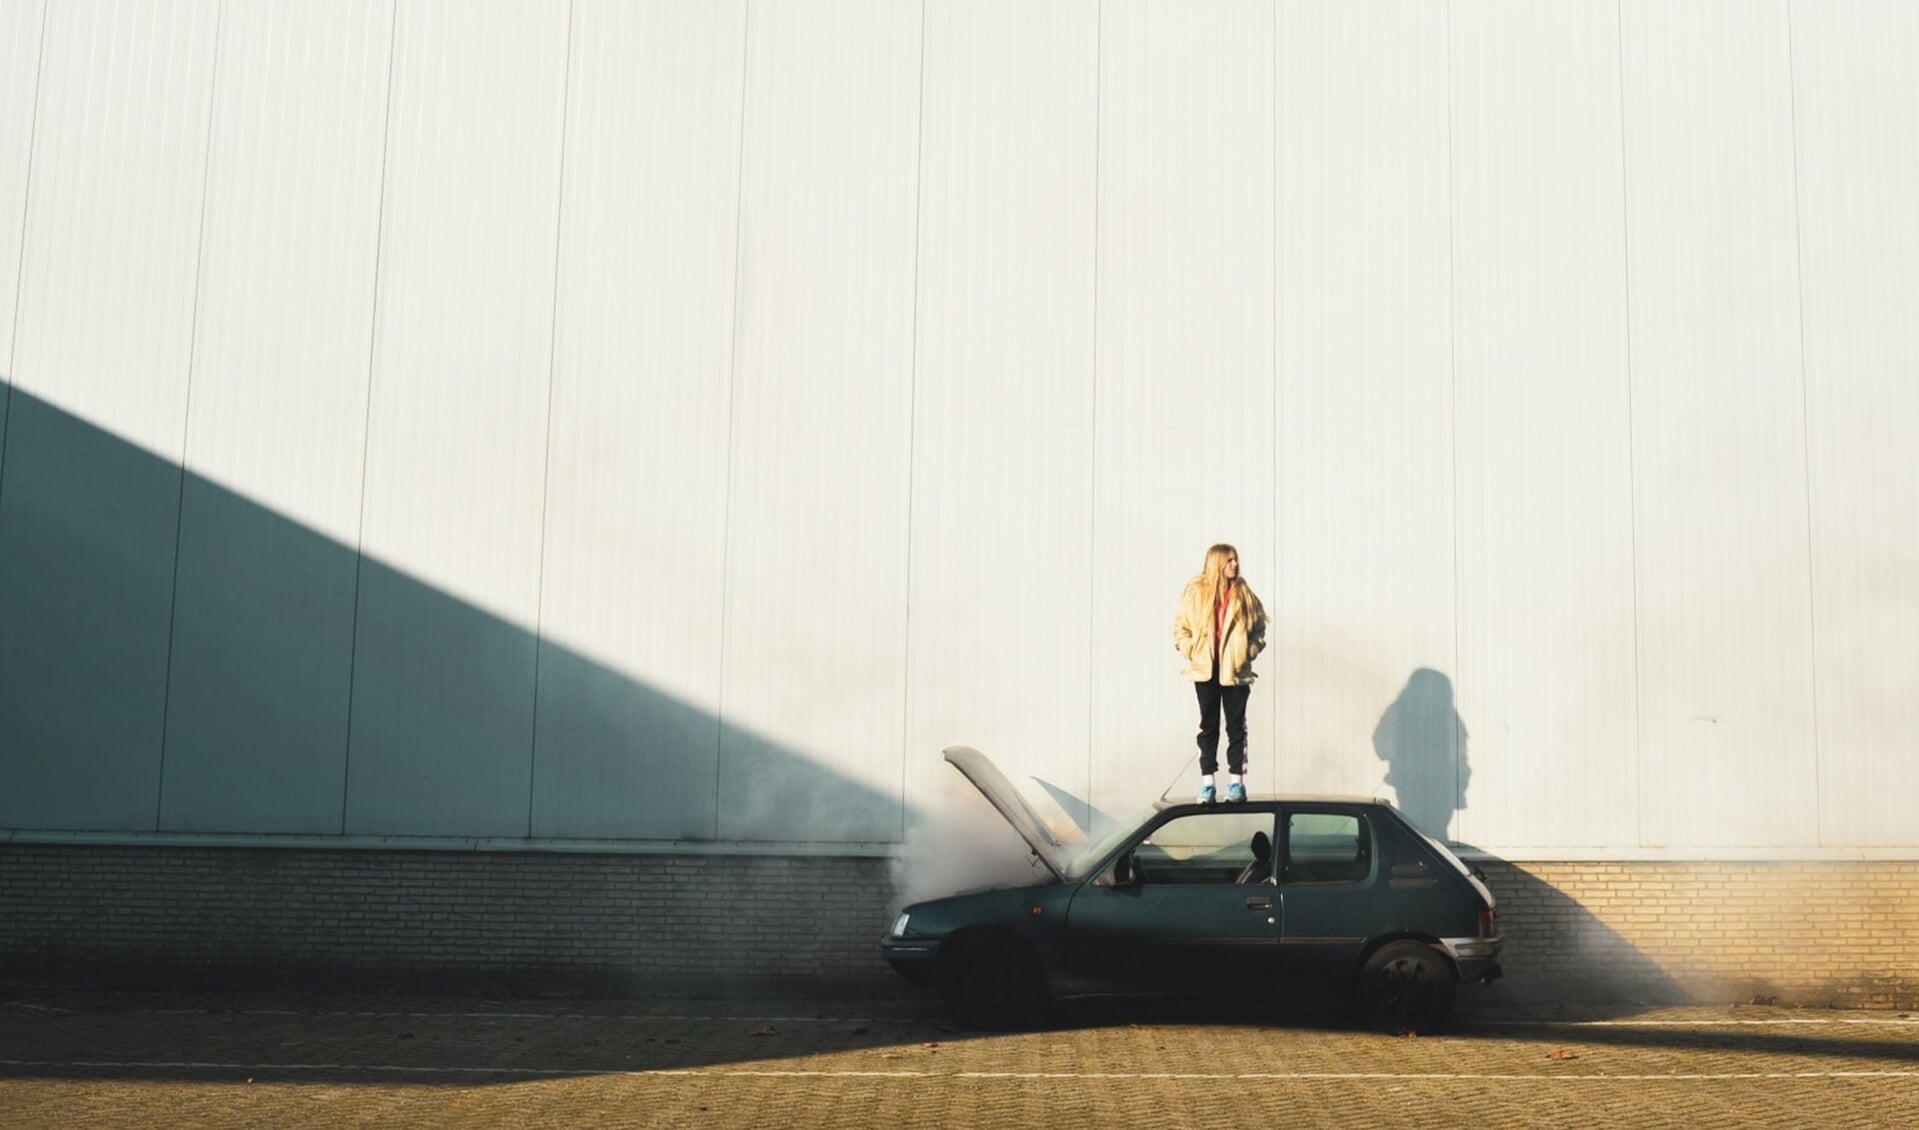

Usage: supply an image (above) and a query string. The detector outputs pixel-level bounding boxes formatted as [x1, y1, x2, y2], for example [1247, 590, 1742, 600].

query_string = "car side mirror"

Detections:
[1113, 854, 1134, 886]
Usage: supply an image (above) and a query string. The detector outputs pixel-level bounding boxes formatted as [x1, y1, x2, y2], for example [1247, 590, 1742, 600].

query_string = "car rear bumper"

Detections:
[880, 937, 940, 986]
[1440, 936, 1504, 983]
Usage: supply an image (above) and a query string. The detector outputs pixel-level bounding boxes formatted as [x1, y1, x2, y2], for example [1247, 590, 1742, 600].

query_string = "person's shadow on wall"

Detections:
[1369, 667, 1695, 1006]
[1372, 667, 1470, 842]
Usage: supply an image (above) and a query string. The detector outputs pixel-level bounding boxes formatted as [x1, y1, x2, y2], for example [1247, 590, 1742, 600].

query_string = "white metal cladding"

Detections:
[1449, 0, 1639, 850]
[0, 0, 45, 473]
[0, 0, 1915, 857]
[1090, 0, 1277, 823]
[159, 0, 392, 835]
[902, 0, 1098, 832]
[0, 0, 219, 831]
[345, 0, 569, 837]
[715, 0, 923, 844]
[1790, 1, 1919, 848]
[1273, 1, 1454, 833]
[1621, 0, 1819, 849]
[530, 0, 746, 842]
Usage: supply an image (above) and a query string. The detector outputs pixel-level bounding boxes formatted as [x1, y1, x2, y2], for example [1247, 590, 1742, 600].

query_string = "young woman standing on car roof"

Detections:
[1173, 544, 1269, 804]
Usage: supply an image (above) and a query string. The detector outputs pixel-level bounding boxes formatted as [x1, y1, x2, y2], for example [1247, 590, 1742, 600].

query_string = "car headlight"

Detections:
[891, 912, 911, 938]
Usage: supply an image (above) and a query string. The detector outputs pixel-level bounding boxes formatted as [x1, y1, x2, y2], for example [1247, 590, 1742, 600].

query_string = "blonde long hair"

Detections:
[1197, 543, 1264, 634]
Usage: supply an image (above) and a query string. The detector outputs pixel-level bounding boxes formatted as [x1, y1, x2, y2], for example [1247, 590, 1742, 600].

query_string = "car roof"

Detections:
[943, 746, 1404, 871]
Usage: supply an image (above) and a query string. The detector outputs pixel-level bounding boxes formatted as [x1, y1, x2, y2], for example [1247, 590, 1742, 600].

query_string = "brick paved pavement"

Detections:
[2, 988, 1915, 1128]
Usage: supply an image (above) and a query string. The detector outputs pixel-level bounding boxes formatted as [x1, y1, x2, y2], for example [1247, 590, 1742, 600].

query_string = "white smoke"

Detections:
[889, 767, 1063, 911]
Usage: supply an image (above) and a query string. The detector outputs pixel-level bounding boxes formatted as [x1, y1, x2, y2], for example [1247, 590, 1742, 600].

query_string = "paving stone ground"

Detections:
[2, 987, 1915, 1128]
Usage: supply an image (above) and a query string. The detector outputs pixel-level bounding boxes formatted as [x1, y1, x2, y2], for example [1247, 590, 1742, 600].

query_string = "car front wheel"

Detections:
[939, 935, 1046, 1031]
[1357, 940, 1458, 1034]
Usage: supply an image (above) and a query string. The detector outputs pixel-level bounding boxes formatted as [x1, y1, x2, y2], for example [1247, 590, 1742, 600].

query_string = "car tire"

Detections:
[1357, 940, 1457, 1035]
[939, 936, 1047, 1031]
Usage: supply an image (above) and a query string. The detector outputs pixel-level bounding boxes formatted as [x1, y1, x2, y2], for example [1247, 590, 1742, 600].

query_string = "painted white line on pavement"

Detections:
[0, 1061, 926, 1078]
[117, 1011, 1919, 1027]
[953, 1071, 1919, 1081]
[140, 1010, 884, 1023]
[1488, 1019, 1919, 1028]
[5, 1060, 1918, 1081]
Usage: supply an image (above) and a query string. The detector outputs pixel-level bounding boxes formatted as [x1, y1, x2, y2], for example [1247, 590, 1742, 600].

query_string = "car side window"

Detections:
[1131, 811, 1274, 885]
[1282, 811, 1370, 884]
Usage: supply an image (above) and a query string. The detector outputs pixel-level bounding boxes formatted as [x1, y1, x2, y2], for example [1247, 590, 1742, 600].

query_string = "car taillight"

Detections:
[1477, 909, 1498, 939]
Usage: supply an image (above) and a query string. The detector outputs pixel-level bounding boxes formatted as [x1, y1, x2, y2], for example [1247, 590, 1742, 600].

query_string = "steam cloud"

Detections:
[890, 769, 1063, 910]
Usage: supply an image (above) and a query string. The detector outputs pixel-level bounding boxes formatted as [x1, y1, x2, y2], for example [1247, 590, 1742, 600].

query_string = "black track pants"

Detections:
[1194, 676, 1250, 776]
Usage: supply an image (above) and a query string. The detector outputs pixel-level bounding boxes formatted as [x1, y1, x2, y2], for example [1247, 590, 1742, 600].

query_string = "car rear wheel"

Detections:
[939, 936, 1046, 1031]
[1357, 940, 1457, 1034]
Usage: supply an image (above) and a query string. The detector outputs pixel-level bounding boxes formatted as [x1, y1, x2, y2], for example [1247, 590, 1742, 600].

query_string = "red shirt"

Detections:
[1213, 588, 1231, 651]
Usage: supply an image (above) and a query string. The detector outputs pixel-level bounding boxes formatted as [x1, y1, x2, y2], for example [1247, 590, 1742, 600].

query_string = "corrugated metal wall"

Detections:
[1, 0, 1914, 854]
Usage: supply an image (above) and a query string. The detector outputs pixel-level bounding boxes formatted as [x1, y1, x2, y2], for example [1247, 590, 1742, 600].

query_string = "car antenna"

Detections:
[1157, 751, 1198, 804]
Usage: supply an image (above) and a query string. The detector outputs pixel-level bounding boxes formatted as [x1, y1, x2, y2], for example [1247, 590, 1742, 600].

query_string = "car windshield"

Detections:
[1062, 805, 1157, 880]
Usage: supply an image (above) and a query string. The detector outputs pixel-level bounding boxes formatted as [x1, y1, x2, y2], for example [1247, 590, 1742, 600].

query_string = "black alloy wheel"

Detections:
[1358, 940, 1459, 1035]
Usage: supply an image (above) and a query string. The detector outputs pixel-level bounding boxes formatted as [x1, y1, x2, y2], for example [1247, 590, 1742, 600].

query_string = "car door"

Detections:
[1275, 807, 1377, 984]
[1064, 808, 1280, 991]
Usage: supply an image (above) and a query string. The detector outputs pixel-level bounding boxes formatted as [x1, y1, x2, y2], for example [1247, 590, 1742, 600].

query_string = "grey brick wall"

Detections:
[4, 846, 1915, 1008]
[0, 845, 899, 996]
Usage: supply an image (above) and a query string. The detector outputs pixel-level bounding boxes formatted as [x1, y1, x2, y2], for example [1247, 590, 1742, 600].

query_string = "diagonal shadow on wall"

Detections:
[0, 379, 914, 990]
[0, 379, 907, 841]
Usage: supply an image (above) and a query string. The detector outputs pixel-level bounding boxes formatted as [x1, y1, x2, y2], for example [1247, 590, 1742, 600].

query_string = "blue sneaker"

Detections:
[1226, 782, 1247, 804]
[1196, 784, 1217, 805]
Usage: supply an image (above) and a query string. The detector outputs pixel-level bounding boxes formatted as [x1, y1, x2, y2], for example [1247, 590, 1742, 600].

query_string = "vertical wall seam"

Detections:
[0, 0, 51, 512]
[341, 0, 402, 836]
[155, 0, 227, 832]
[1266, 0, 1281, 790]
[1444, 0, 1464, 844]
[1269, 0, 1280, 792]
[1614, 0, 1648, 850]
[897, 0, 929, 840]
[525, 0, 578, 840]
[713, 0, 754, 839]
[1781, 0, 1825, 844]
[1086, 0, 1103, 814]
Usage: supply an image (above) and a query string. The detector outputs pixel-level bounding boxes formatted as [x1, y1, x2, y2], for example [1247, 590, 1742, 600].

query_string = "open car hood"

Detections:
[943, 746, 1069, 882]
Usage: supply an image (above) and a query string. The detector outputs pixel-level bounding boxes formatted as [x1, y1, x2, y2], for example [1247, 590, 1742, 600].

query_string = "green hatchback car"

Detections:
[882, 747, 1503, 1033]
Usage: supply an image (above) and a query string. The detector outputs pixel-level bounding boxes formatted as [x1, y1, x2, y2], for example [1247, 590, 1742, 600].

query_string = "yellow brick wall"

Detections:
[1477, 860, 1919, 1009]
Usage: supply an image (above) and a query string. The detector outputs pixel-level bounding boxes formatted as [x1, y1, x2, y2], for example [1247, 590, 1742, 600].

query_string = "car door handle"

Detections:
[1245, 897, 1271, 910]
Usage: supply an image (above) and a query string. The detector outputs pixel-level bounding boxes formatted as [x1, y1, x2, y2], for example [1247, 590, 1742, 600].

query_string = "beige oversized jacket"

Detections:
[1172, 578, 1268, 686]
